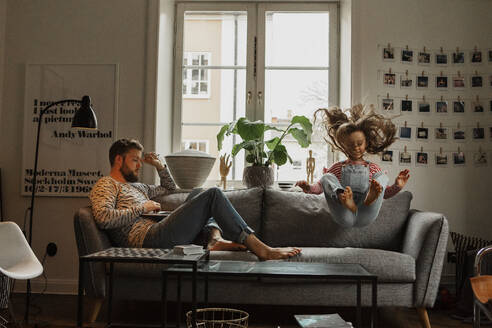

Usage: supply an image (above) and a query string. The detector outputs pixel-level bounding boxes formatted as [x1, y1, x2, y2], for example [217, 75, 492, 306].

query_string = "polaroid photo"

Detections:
[417, 75, 428, 88]
[399, 151, 412, 165]
[471, 50, 482, 64]
[418, 101, 431, 113]
[453, 151, 466, 166]
[473, 101, 484, 113]
[473, 150, 488, 166]
[416, 152, 428, 166]
[418, 51, 431, 65]
[383, 46, 395, 61]
[471, 75, 483, 88]
[401, 49, 414, 63]
[435, 53, 448, 65]
[382, 98, 395, 112]
[401, 99, 413, 112]
[417, 127, 429, 140]
[453, 101, 465, 113]
[473, 127, 485, 140]
[453, 128, 466, 142]
[400, 76, 413, 88]
[436, 101, 448, 113]
[452, 76, 465, 89]
[435, 152, 448, 166]
[452, 51, 465, 64]
[381, 150, 394, 163]
[435, 127, 448, 141]
[383, 73, 396, 87]
[399, 126, 412, 140]
[436, 76, 448, 89]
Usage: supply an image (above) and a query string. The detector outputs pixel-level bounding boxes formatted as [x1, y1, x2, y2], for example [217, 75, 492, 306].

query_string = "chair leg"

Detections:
[416, 307, 431, 328]
[87, 298, 104, 323]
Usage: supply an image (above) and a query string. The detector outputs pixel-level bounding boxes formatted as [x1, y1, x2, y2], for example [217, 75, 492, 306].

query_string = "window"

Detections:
[173, 2, 338, 183]
[183, 52, 211, 98]
[182, 139, 210, 153]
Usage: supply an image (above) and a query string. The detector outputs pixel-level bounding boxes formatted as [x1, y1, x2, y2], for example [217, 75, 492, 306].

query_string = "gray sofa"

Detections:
[74, 187, 448, 326]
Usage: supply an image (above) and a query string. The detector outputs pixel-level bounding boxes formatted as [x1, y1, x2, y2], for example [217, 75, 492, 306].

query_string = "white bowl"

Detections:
[165, 150, 216, 189]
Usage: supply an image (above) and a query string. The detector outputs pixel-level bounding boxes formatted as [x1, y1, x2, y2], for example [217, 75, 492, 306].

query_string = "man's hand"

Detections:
[295, 180, 311, 193]
[395, 169, 410, 189]
[142, 152, 165, 171]
[143, 200, 161, 213]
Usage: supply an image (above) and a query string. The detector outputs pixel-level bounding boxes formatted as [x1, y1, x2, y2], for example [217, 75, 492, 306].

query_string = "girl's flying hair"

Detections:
[314, 104, 397, 157]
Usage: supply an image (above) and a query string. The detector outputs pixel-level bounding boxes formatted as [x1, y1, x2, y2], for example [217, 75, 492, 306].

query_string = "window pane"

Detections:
[264, 70, 328, 123]
[192, 69, 199, 80]
[184, 11, 247, 66]
[265, 12, 329, 67]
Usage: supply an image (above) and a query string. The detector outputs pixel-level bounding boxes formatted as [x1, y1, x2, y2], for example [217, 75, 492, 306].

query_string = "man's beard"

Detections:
[120, 164, 139, 182]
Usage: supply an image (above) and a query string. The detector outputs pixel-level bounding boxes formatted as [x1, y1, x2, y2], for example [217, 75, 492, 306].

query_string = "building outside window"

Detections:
[172, 2, 338, 184]
[182, 139, 210, 153]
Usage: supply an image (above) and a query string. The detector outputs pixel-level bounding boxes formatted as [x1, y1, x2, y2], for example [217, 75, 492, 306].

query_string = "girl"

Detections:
[296, 104, 410, 228]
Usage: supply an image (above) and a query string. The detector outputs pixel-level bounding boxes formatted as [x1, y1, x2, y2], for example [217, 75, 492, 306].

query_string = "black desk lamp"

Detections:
[25, 95, 97, 323]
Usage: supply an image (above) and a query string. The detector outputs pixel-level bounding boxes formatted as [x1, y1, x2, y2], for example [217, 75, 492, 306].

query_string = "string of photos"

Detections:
[377, 43, 492, 168]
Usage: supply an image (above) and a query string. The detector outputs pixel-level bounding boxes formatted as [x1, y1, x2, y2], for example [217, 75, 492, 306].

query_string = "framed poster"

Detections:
[21, 63, 118, 197]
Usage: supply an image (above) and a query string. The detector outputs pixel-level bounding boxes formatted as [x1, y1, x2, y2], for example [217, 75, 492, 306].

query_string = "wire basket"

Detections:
[186, 308, 249, 328]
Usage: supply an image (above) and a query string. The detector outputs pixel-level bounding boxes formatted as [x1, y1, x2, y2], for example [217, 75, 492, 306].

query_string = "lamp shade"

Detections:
[72, 95, 97, 129]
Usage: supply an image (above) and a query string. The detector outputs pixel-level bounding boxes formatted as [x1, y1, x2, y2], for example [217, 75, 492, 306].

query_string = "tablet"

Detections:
[141, 210, 172, 219]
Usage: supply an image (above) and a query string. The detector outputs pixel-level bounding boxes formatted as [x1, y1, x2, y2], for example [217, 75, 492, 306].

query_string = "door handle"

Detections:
[257, 91, 263, 105]
[247, 91, 252, 104]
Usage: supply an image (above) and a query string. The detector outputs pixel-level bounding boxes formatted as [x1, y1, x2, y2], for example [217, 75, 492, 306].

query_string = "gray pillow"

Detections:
[261, 189, 412, 251]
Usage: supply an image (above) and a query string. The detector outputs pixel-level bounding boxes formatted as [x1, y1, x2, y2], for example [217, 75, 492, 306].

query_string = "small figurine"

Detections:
[219, 154, 232, 190]
[306, 150, 315, 184]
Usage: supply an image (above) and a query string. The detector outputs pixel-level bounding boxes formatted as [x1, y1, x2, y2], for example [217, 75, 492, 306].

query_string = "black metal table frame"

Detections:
[163, 263, 378, 328]
[77, 249, 209, 328]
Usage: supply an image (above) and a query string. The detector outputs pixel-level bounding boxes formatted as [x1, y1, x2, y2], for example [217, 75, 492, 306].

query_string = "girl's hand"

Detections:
[395, 169, 410, 189]
[295, 180, 311, 193]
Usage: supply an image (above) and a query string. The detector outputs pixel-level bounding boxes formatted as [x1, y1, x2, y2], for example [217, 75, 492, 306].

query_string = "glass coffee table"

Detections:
[163, 260, 377, 328]
[77, 247, 209, 328]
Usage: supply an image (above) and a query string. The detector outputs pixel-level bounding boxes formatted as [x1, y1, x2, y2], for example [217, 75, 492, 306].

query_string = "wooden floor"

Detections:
[1, 293, 477, 328]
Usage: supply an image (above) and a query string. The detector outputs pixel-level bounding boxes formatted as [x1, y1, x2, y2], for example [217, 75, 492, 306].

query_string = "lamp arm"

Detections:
[28, 99, 81, 245]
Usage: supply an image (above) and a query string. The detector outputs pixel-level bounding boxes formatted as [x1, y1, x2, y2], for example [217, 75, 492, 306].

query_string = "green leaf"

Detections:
[264, 124, 284, 133]
[237, 117, 265, 141]
[289, 128, 310, 148]
[216, 124, 230, 151]
[287, 153, 293, 164]
[232, 140, 256, 156]
[291, 115, 313, 137]
[245, 153, 256, 164]
[265, 137, 281, 150]
[272, 145, 288, 166]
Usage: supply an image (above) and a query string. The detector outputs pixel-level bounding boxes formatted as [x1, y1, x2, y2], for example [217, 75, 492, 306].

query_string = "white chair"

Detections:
[0, 221, 43, 328]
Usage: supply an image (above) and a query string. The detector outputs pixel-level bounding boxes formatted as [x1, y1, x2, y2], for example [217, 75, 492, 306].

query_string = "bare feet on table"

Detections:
[207, 238, 247, 251]
[259, 247, 302, 261]
[364, 179, 383, 206]
[338, 186, 357, 213]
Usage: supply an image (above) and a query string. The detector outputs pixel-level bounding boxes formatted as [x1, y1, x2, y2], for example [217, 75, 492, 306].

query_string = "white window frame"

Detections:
[182, 52, 212, 98]
[173, 1, 339, 181]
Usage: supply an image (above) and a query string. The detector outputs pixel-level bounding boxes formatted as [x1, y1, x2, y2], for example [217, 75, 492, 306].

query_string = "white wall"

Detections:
[0, 0, 154, 293]
[352, 0, 492, 278]
[0, 0, 6, 125]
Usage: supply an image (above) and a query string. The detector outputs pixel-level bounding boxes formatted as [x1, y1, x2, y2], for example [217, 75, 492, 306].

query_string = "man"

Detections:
[89, 138, 301, 260]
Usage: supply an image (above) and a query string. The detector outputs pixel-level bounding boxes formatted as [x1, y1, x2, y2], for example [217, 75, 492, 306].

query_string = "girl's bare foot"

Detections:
[207, 238, 247, 251]
[364, 179, 383, 206]
[338, 186, 357, 213]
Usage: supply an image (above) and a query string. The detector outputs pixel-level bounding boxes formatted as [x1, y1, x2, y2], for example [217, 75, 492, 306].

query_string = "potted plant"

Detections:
[217, 116, 312, 188]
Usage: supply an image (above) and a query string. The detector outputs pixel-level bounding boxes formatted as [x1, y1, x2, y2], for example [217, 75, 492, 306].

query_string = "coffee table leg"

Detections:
[192, 263, 197, 328]
[372, 278, 378, 328]
[108, 262, 114, 327]
[162, 271, 168, 328]
[77, 259, 84, 328]
[356, 280, 361, 328]
[177, 274, 181, 328]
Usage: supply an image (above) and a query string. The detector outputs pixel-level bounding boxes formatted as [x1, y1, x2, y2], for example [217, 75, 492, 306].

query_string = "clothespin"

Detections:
[405, 70, 408, 77]
[476, 95, 480, 102]
[441, 95, 444, 102]
[388, 42, 391, 49]
[387, 92, 389, 98]
[458, 95, 461, 102]
[440, 47, 444, 54]
[458, 71, 461, 77]
[404, 121, 407, 128]
[423, 95, 426, 102]
[421, 122, 424, 128]
[404, 145, 407, 152]
[440, 71, 443, 77]
[440, 147, 443, 155]
[389, 68, 392, 74]
[456, 46, 460, 53]
[422, 70, 425, 76]
[440, 122, 443, 129]
[458, 146, 461, 153]
[406, 45, 409, 51]
[406, 95, 409, 100]
[474, 46, 477, 52]
[420, 146, 423, 152]
[475, 70, 478, 76]
[477, 122, 480, 128]
[457, 122, 460, 129]
[423, 46, 426, 52]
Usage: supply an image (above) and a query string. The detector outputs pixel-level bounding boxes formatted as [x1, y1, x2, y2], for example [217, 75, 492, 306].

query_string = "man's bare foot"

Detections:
[364, 179, 383, 206]
[258, 247, 302, 261]
[338, 186, 357, 213]
[207, 238, 247, 251]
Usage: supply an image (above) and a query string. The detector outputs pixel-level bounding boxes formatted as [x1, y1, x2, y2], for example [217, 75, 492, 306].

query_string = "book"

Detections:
[173, 244, 205, 255]
[294, 314, 352, 328]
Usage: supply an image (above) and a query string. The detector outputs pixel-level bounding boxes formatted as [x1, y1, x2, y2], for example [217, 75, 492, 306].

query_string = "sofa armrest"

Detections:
[402, 209, 448, 308]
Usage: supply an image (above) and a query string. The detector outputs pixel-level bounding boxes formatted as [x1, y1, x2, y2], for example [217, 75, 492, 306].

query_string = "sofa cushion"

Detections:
[113, 247, 414, 283]
[261, 190, 413, 251]
[153, 187, 264, 234]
